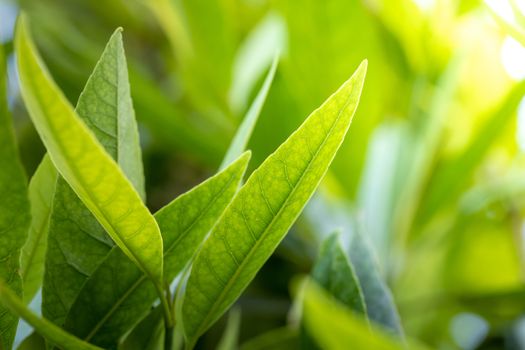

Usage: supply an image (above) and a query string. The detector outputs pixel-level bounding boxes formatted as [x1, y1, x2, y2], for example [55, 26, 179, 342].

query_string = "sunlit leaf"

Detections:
[41, 27, 146, 328]
[21, 155, 57, 304]
[0, 39, 31, 350]
[220, 56, 278, 170]
[15, 14, 163, 291]
[179, 61, 367, 347]
[229, 13, 285, 113]
[303, 282, 418, 350]
[63, 152, 250, 348]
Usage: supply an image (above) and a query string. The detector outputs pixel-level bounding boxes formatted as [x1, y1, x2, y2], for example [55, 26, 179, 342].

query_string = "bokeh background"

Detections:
[3, 0, 525, 349]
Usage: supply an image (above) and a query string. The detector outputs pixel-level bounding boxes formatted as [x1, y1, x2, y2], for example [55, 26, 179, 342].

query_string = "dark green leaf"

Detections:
[0, 39, 31, 350]
[0, 281, 102, 350]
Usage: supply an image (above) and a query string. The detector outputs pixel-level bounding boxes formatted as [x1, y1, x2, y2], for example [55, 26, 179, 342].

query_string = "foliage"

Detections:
[1, 0, 525, 349]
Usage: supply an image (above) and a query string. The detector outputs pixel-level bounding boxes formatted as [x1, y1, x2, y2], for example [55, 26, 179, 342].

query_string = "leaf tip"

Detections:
[356, 59, 368, 80]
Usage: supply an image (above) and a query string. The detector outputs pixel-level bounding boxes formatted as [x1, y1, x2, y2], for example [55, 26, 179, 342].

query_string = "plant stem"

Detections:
[155, 283, 174, 329]
[165, 323, 174, 350]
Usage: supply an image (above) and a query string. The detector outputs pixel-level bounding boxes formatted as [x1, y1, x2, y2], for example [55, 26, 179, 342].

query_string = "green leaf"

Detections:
[229, 14, 285, 114]
[62, 153, 250, 348]
[20, 155, 57, 304]
[15, 14, 163, 289]
[302, 231, 367, 349]
[303, 282, 409, 350]
[17, 332, 45, 350]
[0, 40, 31, 350]
[119, 307, 164, 350]
[216, 308, 241, 350]
[0, 280, 102, 350]
[418, 81, 525, 223]
[179, 61, 367, 346]
[41, 27, 146, 328]
[349, 227, 404, 338]
[312, 231, 367, 314]
[220, 55, 278, 170]
[240, 327, 298, 350]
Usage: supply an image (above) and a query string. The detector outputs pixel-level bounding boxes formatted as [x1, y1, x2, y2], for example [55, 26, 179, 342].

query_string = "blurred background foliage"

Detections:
[2, 0, 525, 348]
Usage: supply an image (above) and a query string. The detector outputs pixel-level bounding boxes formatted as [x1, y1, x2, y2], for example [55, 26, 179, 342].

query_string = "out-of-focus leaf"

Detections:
[229, 13, 285, 114]
[42, 28, 147, 328]
[357, 121, 411, 265]
[396, 56, 462, 241]
[303, 282, 419, 350]
[278, 0, 390, 196]
[486, 2, 525, 47]
[63, 153, 250, 348]
[302, 192, 404, 337]
[20, 155, 57, 304]
[312, 231, 367, 314]
[0, 39, 31, 350]
[220, 56, 278, 170]
[0, 280, 102, 350]
[16, 14, 163, 291]
[418, 81, 525, 223]
[240, 327, 298, 350]
[217, 308, 241, 350]
[179, 61, 367, 347]
[17, 332, 45, 350]
[349, 226, 405, 338]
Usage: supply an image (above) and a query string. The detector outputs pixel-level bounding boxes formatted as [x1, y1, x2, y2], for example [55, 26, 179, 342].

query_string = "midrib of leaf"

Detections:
[21, 56, 153, 281]
[76, 168, 239, 340]
[190, 90, 357, 339]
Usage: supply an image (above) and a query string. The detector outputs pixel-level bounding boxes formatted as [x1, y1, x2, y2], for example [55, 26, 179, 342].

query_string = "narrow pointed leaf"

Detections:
[0, 41, 31, 350]
[312, 231, 367, 314]
[63, 153, 250, 348]
[220, 55, 278, 170]
[349, 228, 404, 337]
[15, 15, 163, 287]
[179, 61, 367, 345]
[42, 28, 146, 328]
[303, 282, 412, 350]
[0, 280, 102, 350]
[21, 155, 57, 304]
[217, 308, 241, 350]
[302, 231, 367, 349]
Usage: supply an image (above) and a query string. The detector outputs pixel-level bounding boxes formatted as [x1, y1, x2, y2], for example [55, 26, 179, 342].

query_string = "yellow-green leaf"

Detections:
[42, 28, 146, 328]
[178, 61, 367, 346]
[21, 155, 57, 304]
[15, 15, 163, 289]
[303, 282, 416, 350]
[62, 153, 250, 348]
